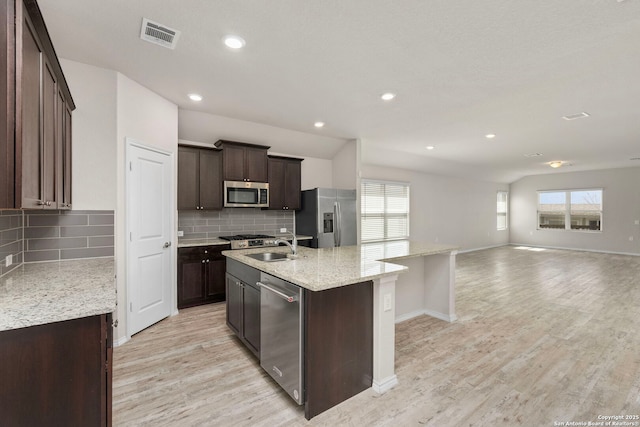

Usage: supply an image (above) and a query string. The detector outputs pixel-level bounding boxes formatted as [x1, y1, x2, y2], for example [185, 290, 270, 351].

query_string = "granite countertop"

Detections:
[0, 258, 116, 332]
[177, 235, 312, 248]
[223, 240, 458, 292]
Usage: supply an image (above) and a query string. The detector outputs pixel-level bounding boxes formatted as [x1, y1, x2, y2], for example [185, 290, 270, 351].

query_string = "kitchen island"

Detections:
[0, 258, 116, 425]
[223, 240, 458, 417]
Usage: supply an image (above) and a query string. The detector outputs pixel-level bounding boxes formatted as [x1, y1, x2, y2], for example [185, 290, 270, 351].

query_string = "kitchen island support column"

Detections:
[372, 274, 399, 393]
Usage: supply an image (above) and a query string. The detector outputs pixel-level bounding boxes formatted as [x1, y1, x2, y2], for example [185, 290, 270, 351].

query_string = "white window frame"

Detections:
[537, 188, 603, 232]
[360, 179, 410, 243]
[497, 191, 508, 231]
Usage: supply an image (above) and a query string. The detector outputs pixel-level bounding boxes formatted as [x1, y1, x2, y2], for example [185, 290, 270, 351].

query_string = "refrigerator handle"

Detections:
[335, 201, 342, 246]
[333, 202, 339, 246]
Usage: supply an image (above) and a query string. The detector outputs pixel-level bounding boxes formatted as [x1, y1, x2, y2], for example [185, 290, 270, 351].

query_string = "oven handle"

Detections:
[257, 282, 298, 303]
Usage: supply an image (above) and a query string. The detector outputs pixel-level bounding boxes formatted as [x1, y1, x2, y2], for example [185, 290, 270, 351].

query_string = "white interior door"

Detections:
[127, 140, 174, 336]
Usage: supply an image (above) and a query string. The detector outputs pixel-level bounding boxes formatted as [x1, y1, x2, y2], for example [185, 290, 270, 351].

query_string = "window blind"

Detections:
[361, 180, 410, 242]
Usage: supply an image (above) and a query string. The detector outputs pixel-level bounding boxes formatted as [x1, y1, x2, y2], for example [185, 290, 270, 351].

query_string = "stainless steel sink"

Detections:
[245, 252, 290, 262]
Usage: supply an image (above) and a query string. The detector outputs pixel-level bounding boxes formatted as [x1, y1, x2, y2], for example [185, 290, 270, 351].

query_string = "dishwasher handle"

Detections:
[258, 282, 298, 303]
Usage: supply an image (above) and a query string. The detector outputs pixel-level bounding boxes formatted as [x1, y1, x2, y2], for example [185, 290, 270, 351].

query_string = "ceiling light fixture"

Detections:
[548, 161, 564, 168]
[524, 153, 543, 158]
[562, 112, 590, 121]
[381, 92, 396, 101]
[426, 145, 435, 150]
[223, 35, 246, 49]
[485, 134, 496, 139]
[314, 121, 325, 128]
[188, 93, 203, 102]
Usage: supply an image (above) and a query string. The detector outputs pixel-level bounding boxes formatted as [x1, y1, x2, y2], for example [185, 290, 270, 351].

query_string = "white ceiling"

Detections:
[38, 0, 640, 183]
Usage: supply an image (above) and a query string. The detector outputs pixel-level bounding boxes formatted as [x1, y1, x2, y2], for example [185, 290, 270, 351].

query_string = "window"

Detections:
[538, 189, 602, 231]
[361, 180, 410, 242]
[497, 191, 508, 230]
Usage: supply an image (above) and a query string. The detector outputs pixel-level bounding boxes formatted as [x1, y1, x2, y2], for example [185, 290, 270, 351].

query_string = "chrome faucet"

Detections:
[275, 232, 298, 256]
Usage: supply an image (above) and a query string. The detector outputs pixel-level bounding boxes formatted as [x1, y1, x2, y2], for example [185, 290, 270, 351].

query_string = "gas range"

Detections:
[218, 234, 279, 250]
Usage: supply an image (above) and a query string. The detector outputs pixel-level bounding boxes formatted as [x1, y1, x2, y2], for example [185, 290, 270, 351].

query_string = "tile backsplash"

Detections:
[178, 208, 295, 239]
[0, 210, 23, 277]
[23, 210, 115, 262]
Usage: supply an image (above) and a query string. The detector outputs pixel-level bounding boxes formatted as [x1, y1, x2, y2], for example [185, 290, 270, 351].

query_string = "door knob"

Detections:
[163, 242, 171, 248]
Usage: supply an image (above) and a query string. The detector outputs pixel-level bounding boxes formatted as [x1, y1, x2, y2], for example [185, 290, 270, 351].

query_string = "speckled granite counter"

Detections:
[223, 245, 410, 291]
[0, 258, 116, 332]
[361, 240, 459, 262]
[178, 235, 312, 248]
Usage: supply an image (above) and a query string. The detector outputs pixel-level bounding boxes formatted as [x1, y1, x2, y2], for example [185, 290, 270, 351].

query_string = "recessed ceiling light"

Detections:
[562, 112, 590, 121]
[223, 35, 246, 49]
[426, 145, 435, 150]
[188, 93, 203, 102]
[381, 92, 396, 101]
[485, 134, 496, 139]
[314, 122, 325, 128]
[548, 161, 564, 168]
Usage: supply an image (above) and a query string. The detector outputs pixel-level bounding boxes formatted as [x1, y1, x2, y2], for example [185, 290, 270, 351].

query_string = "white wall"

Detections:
[59, 59, 117, 209]
[115, 73, 178, 342]
[332, 140, 359, 189]
[510, 167, 640, 255]
[361, 164, 510, 251]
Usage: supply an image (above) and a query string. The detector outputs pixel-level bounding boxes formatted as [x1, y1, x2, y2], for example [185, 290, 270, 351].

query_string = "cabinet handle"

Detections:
[47, 201, 52, 206]
[206, 259, 210, 263]
[202, 260, 205, 263]
[37, 200, 46, 206]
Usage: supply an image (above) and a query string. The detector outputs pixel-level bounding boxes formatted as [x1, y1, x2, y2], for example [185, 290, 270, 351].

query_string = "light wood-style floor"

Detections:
[113, 246, 640, 426]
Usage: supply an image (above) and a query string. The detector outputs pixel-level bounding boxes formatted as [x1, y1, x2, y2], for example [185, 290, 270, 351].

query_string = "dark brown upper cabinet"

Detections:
[215, 140, 269, 183]
[0, 0, 75, 209]
[268, 155, 303, 210]
[178, 145, 223, 210]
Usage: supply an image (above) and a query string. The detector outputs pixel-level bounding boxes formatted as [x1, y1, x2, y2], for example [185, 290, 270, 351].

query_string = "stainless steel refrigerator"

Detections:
[296, 188, 357, 248]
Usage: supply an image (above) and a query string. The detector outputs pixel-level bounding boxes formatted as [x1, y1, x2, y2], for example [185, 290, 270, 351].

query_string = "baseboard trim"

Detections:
[508, 243, 640, 257]
[114, 335, 129, 347]
[372, 375, 398, 394]
[395, 309, 456, 323]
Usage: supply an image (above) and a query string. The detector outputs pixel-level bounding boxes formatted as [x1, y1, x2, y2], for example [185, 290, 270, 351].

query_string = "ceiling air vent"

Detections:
[562, 112, 590, 121]
[140, 18, 181, 49]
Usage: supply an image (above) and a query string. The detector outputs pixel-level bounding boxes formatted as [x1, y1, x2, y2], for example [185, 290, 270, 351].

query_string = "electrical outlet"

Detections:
[280, 228, 287, 233]
[177, 230, 184, 237]
[630, 236, 634, 242]
[5, 254, 12, 267]
[383, 293, 392, 312]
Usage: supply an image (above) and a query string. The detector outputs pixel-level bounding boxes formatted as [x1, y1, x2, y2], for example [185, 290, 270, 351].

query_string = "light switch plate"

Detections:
[177, 230, 184, 237]
[383, 293, 392, 312]
[5, 254, 12, 267]
[280, 228, 287, 233]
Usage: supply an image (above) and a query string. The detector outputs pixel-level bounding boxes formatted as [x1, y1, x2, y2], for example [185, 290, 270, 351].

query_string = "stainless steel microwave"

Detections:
[224, 181, 269, 208]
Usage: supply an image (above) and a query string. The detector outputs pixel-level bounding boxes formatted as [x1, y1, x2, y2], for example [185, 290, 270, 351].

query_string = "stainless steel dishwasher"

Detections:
[258, 272, 304, 405]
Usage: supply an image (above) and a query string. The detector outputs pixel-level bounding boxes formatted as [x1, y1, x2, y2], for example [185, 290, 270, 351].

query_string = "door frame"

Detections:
[124, 138, 176, 339]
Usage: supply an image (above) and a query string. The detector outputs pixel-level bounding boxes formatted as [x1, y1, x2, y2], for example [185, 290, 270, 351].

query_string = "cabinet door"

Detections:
[62, 104, 72, 208]
[243, 283, 261, 355]
[267, 157, 286, 210]
[205, 258, 226, 302]
[226, 273, 243, 336]
[41, 57, 57, 209]
[177, 248, 206, 309]
[222, 144, 245, 181]
[244, 146, 268, 182]
[199, 149, 223, 210]
[0, 314, 108, 426]
[19, 14, 43, 209]
[285, 159, 301, 210]
[177, 146, 200, 210]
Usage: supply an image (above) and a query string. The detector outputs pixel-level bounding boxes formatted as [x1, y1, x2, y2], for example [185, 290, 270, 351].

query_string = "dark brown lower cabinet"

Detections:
[177, 244, 230, 309]
[304, 280, 373, 419]
[0, 313, 113, 426]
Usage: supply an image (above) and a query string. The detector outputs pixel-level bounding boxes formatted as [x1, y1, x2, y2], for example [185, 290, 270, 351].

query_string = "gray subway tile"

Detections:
[182, 232, 207, 239]
[24, 226, 60, 239]
[29, 214, 87, 226]
[88, 236, 114, 247]
[60, 225, 114, 237]
[61, 247, 114, 260]
[24, 250, 60, 262]
[0, 216, 11, 229]
[89, 215, 114, 225]
[28, 237, 87, 251]
[193, 225, 220, 233]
